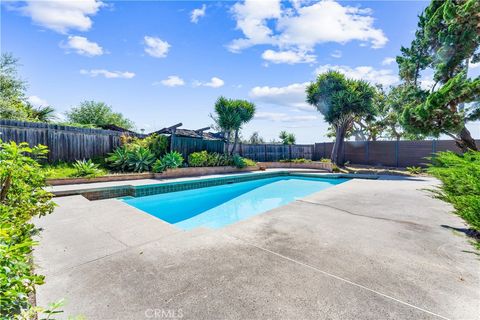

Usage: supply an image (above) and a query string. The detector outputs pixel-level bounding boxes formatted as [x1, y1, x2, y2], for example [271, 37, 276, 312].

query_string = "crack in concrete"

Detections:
[296, 199, 426, 228]
[227, 234, 450, 320]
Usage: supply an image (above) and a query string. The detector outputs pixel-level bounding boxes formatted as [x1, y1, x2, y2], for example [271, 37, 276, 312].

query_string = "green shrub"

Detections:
[427, 151, 480, 232]
[406, 166, 423, 175]
[143, 134, 169, 158]
[0, 141, 55, 317]
[188, 151, 234, 167]
[106, 146, 130, 172]
[153, 151, 184, 173]
[72, 159, 103, 177]
[320, 158, 331, 163]
[188, 151, 208, 167]
[43, 162, 78, 179]
[232, 155, 256, 168]
[126, 147, 156, 172]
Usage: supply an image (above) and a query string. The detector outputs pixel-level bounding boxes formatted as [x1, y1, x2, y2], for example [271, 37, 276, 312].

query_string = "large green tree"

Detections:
[66, 100, 134, 130]
[397, 0, 480, 151]
[306, 71, 376, 165]
[212, 97, 255, 154]
[0, 53, 56, 122]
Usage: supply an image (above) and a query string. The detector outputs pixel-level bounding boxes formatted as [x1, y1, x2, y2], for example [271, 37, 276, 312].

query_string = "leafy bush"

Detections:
[153, 151, 184, 173]
[72, 159, 103, 177]
[126, 147, 156, 172]
[406, 166, 423, 175]
[232, 154, 256, 168]
[188, 151, 209, 167]
[320, 158, 331, 163]
[188, 151, 234, 167]
[427, 151, 480, 232]
[144, 134, 169, 158]
[0, 141, 55, 317]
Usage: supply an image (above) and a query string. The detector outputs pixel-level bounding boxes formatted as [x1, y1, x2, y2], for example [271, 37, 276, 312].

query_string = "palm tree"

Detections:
[230, 99, 255, 154]
[212, 97, 255, 154]
[27, 105, 57, 122]
[306, 71, 376, 165]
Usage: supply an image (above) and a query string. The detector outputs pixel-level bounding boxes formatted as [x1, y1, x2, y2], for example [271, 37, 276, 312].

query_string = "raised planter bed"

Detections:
[154, 165, 259, 179]
[257, 161, 332, 172]
[47, 172, 155, 186]
[47, 166, 260, 186]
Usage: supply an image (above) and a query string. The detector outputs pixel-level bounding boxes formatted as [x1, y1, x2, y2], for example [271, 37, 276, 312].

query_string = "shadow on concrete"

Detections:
[375, 175, 432, 182]
[441, 225, 480, 240]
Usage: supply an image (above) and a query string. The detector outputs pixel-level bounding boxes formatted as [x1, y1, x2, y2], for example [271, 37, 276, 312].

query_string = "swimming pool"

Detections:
[122, 176, 348, 230]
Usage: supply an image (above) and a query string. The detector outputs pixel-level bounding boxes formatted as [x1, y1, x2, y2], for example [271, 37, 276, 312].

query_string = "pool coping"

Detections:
[51, 171, 379, 200]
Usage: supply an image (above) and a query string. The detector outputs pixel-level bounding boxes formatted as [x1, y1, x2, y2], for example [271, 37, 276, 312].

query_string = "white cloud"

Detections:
[249, 82, 312, 110]
[27, 95, 48, 107]
[262, 49, 315, 64]
[155, 75, 185, 87]
[144, 36, 170, 58]
[17, 0, 103, 34]
[382, 57, 396, 66]
[193, 77, 225, 88]
[255, 112, 317, 122]
[228, 0, 387, 63]
[228, 0, 281, 52]
[191, 4, 206, 23]
[80, 69, 135, 79]
[419, 74, 436, 91]
[470, 59, 480, 69]
[62, 36, 103, 56]
[331, 50, 342, 58]
[314, 64, 399, 87]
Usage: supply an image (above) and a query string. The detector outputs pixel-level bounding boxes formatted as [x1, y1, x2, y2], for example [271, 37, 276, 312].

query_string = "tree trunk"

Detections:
[456, 126, 477, 152]
[224, 131, 231, 154]
[231, 129, 240, 155]
[331, 125, 346, 165]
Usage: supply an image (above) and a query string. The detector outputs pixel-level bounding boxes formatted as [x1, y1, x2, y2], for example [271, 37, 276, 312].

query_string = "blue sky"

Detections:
[2, 0, 479, 143]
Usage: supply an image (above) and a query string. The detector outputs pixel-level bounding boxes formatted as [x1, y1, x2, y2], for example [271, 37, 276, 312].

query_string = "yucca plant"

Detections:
[126, 147, 156, 172]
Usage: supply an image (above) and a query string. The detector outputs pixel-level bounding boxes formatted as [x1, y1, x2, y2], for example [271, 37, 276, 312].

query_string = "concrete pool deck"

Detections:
[34, 175, 479, 319]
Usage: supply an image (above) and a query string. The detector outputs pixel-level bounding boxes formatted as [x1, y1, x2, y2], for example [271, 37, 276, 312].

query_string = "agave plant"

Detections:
[106, 146, 130, 172]
[72, 159, 102, 177]
[126, 147, 156, 172]
[153, 151, 184, 173]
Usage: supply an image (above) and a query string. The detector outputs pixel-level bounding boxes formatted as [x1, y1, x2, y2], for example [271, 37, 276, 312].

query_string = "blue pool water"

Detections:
[122, 176, 348, 230]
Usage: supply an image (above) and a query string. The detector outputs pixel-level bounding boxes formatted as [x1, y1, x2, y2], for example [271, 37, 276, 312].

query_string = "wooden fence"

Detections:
[236, 139, 478, 167]
[0, 119, 226, 163]
[313, 140, 479, 167]
[0, 119, 126, 162]
[1, 119, 476, 167]
[171, 136, 225, 160]
[234, 144, 314, 162]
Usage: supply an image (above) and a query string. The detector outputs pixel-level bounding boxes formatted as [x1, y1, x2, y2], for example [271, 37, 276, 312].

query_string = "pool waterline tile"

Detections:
[65, 171, 372, 201]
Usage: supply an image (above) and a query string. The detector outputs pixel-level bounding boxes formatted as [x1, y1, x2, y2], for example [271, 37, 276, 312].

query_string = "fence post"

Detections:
[432, 140, 437, 161]
[323, 142, 326, 159]
[395, 140, 399, 167]
[264, 144, 267, 162]
[365, 141, 369, 164]
[289, 145, 292, 160]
